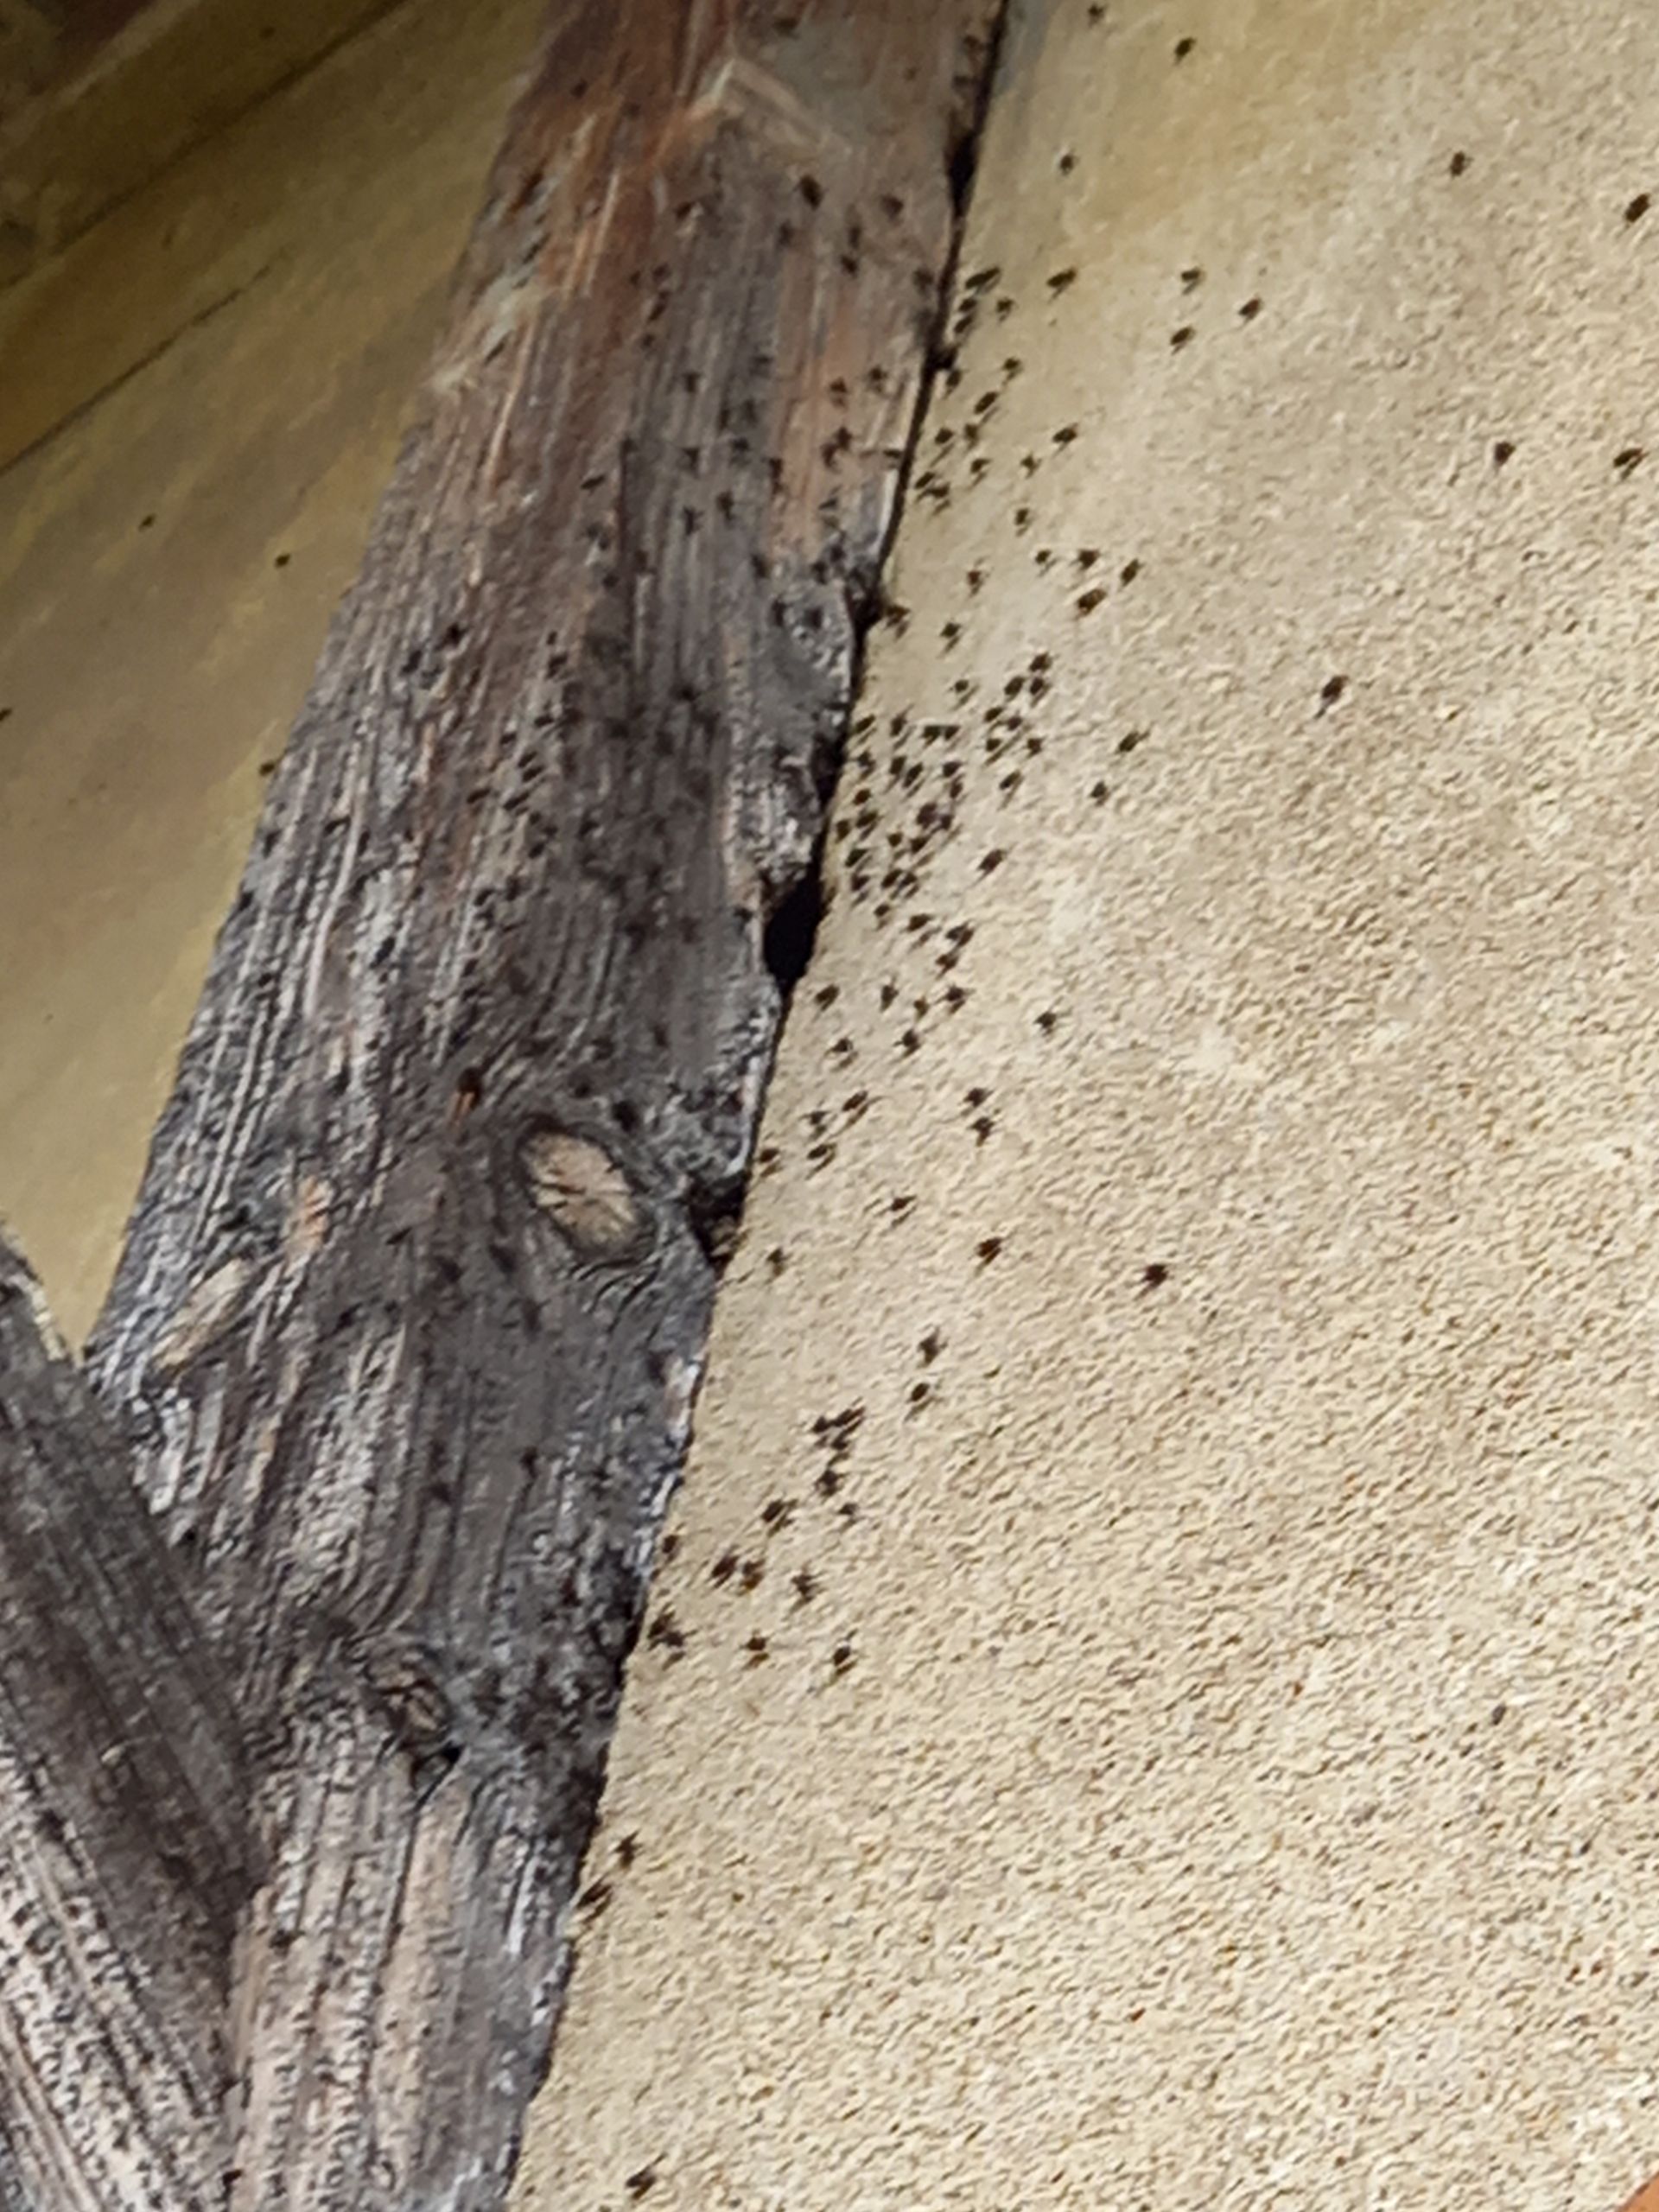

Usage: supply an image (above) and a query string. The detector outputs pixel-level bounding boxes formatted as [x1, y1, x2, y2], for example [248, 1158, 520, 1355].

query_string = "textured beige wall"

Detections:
[516, 0, 1659, 2206]
[0, 0, 543, 1340]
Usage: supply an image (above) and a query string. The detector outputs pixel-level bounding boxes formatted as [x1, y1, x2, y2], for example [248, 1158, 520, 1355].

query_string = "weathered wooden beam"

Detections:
[0, 1232, 256, 2211]
[38, 1, 1005, 2204]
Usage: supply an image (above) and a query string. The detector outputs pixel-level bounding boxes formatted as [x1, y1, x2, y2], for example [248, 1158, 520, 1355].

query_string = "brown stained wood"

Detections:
[20, 0, 1009, 2204]
[0, 1233, 255, 2210]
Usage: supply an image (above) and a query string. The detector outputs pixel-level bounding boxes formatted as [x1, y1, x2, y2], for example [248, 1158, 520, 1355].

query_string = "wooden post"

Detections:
[0, 0, 1003, 2203]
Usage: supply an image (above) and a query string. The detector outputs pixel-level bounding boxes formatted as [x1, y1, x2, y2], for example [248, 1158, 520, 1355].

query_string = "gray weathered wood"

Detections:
[3, 1, 1005, 2206]
[0, 1232, 257, 2210]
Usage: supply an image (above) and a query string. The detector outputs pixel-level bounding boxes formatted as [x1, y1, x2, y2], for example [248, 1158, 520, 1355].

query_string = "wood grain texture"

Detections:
[0, 1233, 256, 2210]
[3, 0, 1005, 2204]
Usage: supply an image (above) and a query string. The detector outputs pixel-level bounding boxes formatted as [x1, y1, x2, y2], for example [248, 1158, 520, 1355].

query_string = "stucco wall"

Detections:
[514, 1, 1659, 2206]
[0, 0, 543, 1340]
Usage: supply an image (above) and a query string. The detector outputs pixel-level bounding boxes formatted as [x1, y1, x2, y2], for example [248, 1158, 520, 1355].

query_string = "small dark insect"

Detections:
[1014, 505, 1033, 529]
[1491, 439, 1515, 467]
[647, 1609, 686, 1657]
[815, 982, 840, 1007]
[1173, 34, 1195, 58]
[967, 566, 985, 592]
[739, 1559, 765, 1592]
[625, 2166, 658, 2199]
[831, 1641, 855, 1674]
[798, 174, 823, 207]
[919, 1330, 944, 1363]
[1615, 445, 1646, 477]
[766, 1246, 788, 1277]
[616, 1833, 639, 1868]
[1141, 1262, 1170, 1291]
[1086, 1, 1105, 19]
[1238, 296, 1262, 321]
[793, 1567, 819, 1605]
[577, 1878, 612, 1914]
[1118, 728, 1145, 753]
[1036, 1009, 1058, 1033]
[1053, 423, 1079, 446]
[745, 1631, 769, 1666]
[1090, 779, 1109, 804]
[710, 1549, 738, 1585]
[1120, 556, 1141, 585]
[1626, 192, 1651, 225]
[1058, 150, 1077, 175]
[900, 1027, 921, 1053]
[980, 849, 1005, 873]
[1077, 587, 1107, 613]
[1047, 266, 1078, 295]
[1170, 325, 1195, 350]
[1448, 149, 1468, 176]
[1180, 266, 1203, 291]
[976, 1235, 1003, 1263]
[1319, 673, 1347, 708]
[761, 1498, 794, 1529]
[909, 1381, 932, 1408]
[890, 1192, 916, 1216]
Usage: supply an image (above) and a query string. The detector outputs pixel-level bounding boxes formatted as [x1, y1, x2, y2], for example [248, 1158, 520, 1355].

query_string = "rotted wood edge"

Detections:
[0, 0, 1009, 2207]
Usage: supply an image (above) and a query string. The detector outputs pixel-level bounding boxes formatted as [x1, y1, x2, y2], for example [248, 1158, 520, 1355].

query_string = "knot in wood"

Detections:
[521, 1128, 646, 1260]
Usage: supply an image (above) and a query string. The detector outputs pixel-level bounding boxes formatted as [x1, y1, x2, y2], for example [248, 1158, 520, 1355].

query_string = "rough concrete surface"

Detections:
[0, 0, 543, 1338]
[514, 0, 1659, 2206]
